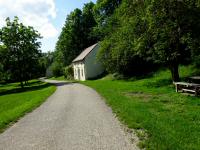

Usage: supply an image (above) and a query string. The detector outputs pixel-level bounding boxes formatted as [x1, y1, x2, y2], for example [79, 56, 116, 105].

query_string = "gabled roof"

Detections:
[72, 43, 98, 63]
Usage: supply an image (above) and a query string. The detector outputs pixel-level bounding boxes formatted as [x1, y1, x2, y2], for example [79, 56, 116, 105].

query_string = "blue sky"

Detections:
[0, 0, 97, 52]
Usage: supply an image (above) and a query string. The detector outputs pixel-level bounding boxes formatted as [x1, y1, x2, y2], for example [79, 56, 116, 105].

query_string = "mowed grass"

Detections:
[0, 80, 56, 132]
[82, 66, 200, 150]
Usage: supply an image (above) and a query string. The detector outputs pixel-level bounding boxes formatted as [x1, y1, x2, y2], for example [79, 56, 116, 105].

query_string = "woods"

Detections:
[51, 0, 200, 82]
[1, 0, 200, 83]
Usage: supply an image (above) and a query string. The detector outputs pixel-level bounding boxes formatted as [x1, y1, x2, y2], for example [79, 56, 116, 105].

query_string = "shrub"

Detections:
[64, 65, 74, 80]
[50, 62, 63, 77]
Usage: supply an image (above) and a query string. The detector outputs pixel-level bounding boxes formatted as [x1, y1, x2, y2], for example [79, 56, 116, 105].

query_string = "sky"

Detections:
[0, 0, 97, 52]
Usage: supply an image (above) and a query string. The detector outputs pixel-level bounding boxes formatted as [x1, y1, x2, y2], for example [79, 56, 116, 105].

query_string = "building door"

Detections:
[77, 68, 80, 80]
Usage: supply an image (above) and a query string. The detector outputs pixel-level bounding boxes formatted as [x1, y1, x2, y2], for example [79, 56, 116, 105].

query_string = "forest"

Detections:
[51, 0, 200, 81]
[1, 0, 200, 84]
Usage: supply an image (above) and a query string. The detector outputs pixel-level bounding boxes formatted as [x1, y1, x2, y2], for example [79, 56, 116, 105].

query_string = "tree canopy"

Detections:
[97, 0, 200, 81]
[55, 2, 98, 67]
[51, 0, 200, 81]
[0, 17, 42, 87]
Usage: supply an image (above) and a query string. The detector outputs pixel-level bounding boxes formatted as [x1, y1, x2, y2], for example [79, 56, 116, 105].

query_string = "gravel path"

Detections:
[0, 80, 138, 150]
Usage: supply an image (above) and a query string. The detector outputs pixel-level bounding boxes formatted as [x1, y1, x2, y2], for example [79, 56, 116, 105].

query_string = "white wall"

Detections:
[73, 62, 86, 81]
[84, 44, 104, 79]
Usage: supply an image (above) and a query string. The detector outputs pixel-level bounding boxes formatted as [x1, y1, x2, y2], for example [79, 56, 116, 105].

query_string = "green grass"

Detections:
[82, 66, 200, 150]
[0, 80, 56, 132]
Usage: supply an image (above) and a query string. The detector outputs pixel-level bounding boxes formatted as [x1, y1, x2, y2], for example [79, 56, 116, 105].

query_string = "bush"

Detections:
[45, 66, 53, 78]
[64, 65, 74, 80]
[50, 62, 63, 77]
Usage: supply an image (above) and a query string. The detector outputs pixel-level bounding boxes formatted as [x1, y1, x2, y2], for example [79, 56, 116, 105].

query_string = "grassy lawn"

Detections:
[0, 80, 56, 132]
[82, 66, 200, 150]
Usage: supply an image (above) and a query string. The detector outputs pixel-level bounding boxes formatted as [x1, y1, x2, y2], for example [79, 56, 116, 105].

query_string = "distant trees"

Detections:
[38, 51, 54, 77]
[0, 17, 42, 87]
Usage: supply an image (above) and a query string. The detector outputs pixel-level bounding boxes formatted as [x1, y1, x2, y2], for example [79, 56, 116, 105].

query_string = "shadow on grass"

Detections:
[0, 83, 52, 96]
[0, 80, 41, 88]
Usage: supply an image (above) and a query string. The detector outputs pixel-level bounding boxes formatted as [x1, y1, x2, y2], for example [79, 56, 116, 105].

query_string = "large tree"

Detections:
[145, 0, 200, 81]
[55, 2, 98, 66]
[0, 17, 41, 87]
[98, 0, 154, 76]
[98, 0, 200, 81]
[93, 0, 122, 40]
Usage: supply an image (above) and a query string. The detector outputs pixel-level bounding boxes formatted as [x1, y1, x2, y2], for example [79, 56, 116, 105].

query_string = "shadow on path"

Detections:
[0, 83, 52, 96]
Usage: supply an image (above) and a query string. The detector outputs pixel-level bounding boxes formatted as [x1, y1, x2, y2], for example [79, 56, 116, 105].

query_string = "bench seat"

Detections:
[182, 88, 196, 93]
[174, 82, 200, 96]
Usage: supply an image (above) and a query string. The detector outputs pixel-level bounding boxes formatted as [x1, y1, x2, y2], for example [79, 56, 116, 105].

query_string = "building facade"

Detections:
[72, 43, 104, 81]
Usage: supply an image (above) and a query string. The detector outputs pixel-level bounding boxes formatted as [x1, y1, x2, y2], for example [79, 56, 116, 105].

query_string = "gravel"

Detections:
[0, 80, 139, 150]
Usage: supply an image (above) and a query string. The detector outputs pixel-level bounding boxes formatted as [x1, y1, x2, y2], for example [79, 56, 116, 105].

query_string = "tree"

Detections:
[145, 0, 200, 81]
[0, 17, 41, 87]
[0, 45, 10, 82]
[98, 0, 154, 76]
[93, 0, 122, 39]
[82, 2, 98, 46]
[38, 51, 54, 77]
[98, 0, 200, 81]
[55, 2, 98, 67]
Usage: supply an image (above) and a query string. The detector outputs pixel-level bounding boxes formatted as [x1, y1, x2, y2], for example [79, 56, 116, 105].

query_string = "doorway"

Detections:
[77, 68, 80, 80]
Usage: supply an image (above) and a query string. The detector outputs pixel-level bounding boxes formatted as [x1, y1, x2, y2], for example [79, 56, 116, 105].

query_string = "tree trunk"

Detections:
[170, 63, 180, 82]
[20, 81, 24, 88]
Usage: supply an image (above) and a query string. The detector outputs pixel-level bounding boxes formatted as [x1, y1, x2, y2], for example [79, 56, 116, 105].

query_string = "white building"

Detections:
[72, 43, 104, 81]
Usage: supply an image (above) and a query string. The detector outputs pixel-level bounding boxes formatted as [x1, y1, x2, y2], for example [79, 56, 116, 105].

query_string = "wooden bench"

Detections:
[188, 76, 200, 84]
[182, 88, 196, 93]
[174, 82, 200, 96]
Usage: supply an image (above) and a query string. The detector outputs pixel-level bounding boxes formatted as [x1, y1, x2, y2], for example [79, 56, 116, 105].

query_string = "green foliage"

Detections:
[98, 0, 155, 76]
[82, 66, 200, 150]
[55, 2, 98, 67]
[53, 0, 200, 81]
[50, 61, 63, 77]
[38, 52, 54, 77]
[64, 66, 74, 80]
[97, 0, 200, 81]
[0, 17, 42, 87]
[48, 76, 66, 81]
[143, 0, 200, 81]
[93, 0, 122, 39]
[0, 80, 56, 132]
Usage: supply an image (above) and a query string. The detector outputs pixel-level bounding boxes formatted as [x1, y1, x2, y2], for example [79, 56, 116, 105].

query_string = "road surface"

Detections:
[0, 80, 138, 150]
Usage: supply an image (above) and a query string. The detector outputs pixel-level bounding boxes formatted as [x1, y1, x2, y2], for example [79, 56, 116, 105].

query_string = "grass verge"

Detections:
[0, 80, 56, 132]
[82, 66, 200, 150]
